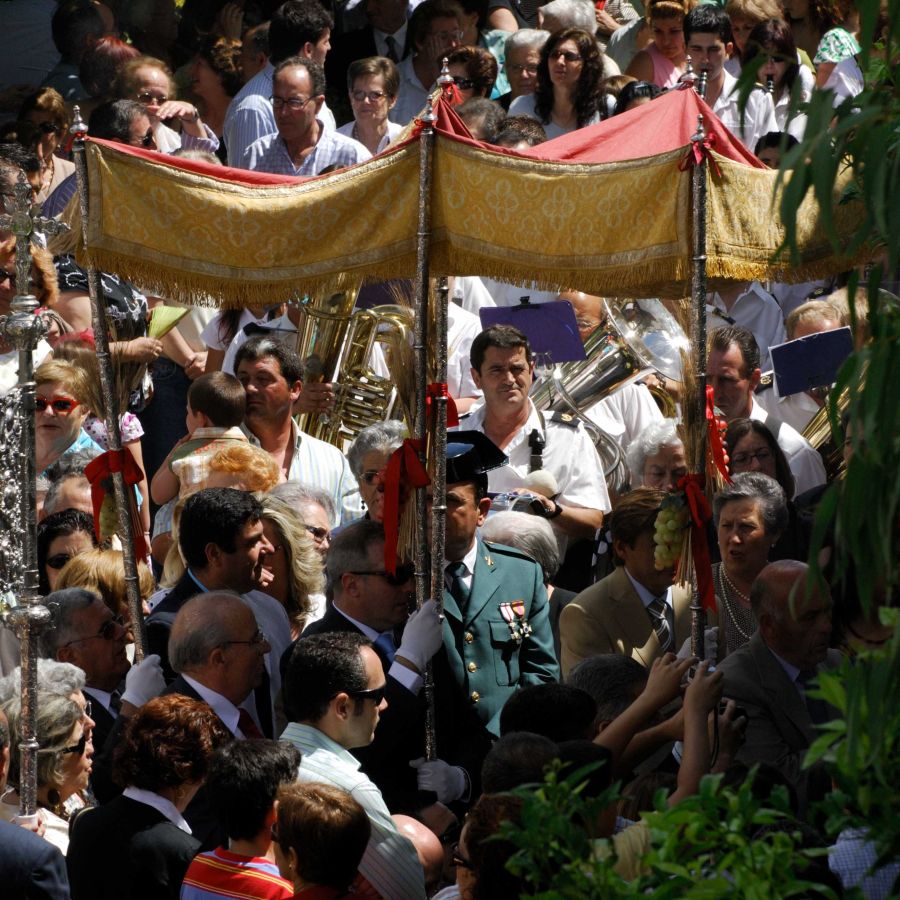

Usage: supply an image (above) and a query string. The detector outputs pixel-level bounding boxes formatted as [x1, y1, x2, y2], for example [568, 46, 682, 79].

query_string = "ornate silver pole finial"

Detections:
[437, 57, 454, 89]
[691, 112, 706, 144]
[679, 55, 697, 88]
[697, 68, 709, 101]
[71, 104, 87, 140]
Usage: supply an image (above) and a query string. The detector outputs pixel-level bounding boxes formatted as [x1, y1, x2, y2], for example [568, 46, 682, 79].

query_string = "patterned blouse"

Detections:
[814, 27, 861, 65]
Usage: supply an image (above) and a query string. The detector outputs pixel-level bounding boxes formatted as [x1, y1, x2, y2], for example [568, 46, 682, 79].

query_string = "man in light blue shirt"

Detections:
[281, 632, 427, 900]
[224, 0, 337, 167]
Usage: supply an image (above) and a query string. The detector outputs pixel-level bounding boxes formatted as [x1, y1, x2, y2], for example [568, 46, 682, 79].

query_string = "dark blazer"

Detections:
[161, 676, 230, 851]
[83, 688, 117, 753]
[295, 605, 493, 814]
[145, 571, 204, 681]
[67, 795, 200, 900]
[0, 819, 70, 900]
[718, 631, 841, 811]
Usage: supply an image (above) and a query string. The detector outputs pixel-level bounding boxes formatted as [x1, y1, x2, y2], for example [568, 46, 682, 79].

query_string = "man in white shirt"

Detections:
[707, 281, 787, 372]
[224, 0, 337, 167]
[684, 6, 777, 151]
[708, 324, 826, 496]
[281, 632, 428, 900]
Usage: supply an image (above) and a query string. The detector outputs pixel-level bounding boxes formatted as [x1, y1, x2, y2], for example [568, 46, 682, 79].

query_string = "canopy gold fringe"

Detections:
[64, 138, 868, 309]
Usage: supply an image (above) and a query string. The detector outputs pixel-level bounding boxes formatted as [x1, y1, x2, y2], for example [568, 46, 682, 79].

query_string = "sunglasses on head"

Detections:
[348, 685, 387, 705]
[35, 395, 79, 414]
[349, 564, 414, 586]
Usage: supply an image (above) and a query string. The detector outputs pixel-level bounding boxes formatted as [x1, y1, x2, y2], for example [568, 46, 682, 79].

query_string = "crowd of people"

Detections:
[0, 0, 893, 898]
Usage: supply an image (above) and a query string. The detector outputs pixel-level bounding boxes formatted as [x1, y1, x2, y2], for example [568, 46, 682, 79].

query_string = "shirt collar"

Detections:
[83, 686, 115, 714]
[624, 567, 670, 609]
[122, 786, 192, 833]
[186, 569, 209, 593]
[445, 537, 480, 577]
[333, 605, 381, 642]
[766, 644, 802, 685]
[181, 673, 242, 736]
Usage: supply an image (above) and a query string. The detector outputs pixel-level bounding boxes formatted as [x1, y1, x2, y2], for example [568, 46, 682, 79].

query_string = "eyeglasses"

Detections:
[304, 524, 331, 543]
[351, 89, 388, 102]
[136, 91, 168, 104]
[452, 76, 477, 89]
[81, 700, 93, 720]
[507, 63, 539, 74]
[223, 628, 267, 648]
[731, 448, 773, 466]
[348, 685, 387, 705]
[550, 50, 582, 62]
[61, 615, 125, 647]
[35, 395, 80, 415]
[360, 469, 385, 486]
[271, 95, 313, 111]
[451, 842, 474, 870]
[430, 28, 463, 41]
[62, 732, 89, 757]
[37, 121, 61, 135]
[348, 564, 415, 586]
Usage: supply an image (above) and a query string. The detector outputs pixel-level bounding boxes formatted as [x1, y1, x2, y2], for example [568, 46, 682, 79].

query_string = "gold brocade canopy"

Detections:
[70, 92, 864, 308]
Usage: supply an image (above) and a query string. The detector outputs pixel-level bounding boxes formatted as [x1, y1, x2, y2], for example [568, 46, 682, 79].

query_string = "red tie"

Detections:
[237, 709, 264, 740]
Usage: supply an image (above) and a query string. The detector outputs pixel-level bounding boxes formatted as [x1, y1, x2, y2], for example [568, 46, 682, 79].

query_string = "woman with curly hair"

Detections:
[509, 28, 607, 138]
[446, 45, 500, 101]
[66, 695, 231, 900]
[189, 36, 244, 156]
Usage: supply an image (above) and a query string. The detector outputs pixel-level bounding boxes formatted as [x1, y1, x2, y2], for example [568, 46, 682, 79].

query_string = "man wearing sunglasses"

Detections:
[281, 632, 427, 900]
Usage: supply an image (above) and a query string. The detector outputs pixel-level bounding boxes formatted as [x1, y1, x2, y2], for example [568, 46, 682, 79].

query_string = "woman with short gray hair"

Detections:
[712, 472, 788, 659]
[345, 420, 407, 523]
[626, 420, 686, 492]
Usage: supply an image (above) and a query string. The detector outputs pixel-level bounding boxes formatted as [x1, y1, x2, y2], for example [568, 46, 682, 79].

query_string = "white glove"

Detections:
[676, 627, 718, 664]
[396, 600, 443, 672]
[409, 757, 468, 803]
[121, 653, 166, 707]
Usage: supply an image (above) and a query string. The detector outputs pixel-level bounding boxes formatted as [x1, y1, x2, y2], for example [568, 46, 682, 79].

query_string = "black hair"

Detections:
[754, 131, 799, 155]
[481, 731, 559, 793]
[567, 653, 648, 722]
[88, 99, 147, 143]
[273, 55, 327, 97]
[268, 0, 334, 64]
[499, 683, 597, 741]
[456, 97, 506, 142]
[683, 5, 733, 43]
[51, 0, 105, 63]
[37, 509, 97, 596]
[234, 334, 305, 385]
[556, 739, 613, 797]
[283, 632, 371, 723]
[207, 740, 302, 841]
[710, 324, 761, 374]
[614, 80, 663, 115]
[469, 323, 533, 372]
[177, 488, 264, 570]
[0, 142, 40, 176]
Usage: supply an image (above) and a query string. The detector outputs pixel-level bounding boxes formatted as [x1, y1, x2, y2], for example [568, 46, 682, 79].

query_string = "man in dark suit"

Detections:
[718, 560, 841, 812]
[146, 488, 274, 681]
[299, 519, 491, 818]
[0, 710, 70, 900]
[40, 587, 132, 751]
[165, 591, 274, 848]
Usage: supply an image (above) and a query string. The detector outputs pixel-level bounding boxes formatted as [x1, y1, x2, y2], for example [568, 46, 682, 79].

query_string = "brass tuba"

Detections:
[531, 298, 689, 492]
[295, 293, 414, 449]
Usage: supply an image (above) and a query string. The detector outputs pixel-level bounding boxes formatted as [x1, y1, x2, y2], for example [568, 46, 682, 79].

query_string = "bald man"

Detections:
[719, 561, 841, 811]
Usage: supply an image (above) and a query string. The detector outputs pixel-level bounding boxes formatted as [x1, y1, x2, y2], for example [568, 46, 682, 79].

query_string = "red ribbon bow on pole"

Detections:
[426, 382, 459, 428]
[677, 473, 716, 613]
[84, 447, 148, 560]
[382, 438, 431, 574]
[705, 385, 732, 484]
[679, 132, 721, 177]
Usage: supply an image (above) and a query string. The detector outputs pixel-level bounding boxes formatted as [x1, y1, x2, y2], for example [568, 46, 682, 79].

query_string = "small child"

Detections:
[150, 371, 248, 504]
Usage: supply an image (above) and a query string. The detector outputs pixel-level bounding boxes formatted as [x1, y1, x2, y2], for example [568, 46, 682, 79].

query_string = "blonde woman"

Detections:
[259, 496, 326, 637]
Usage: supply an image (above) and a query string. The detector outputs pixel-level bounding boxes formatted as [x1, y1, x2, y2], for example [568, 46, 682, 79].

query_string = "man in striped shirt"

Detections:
[281, 632, 427, 900]
[181, 741, 300, 899]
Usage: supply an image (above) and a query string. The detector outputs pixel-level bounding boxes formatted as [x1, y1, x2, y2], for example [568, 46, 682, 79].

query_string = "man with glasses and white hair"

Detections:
[242, 57, 370, 175]
[498, 28, 549, 109]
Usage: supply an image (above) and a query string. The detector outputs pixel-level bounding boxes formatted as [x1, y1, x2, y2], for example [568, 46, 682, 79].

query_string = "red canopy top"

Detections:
[431, 84, 767, 168]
